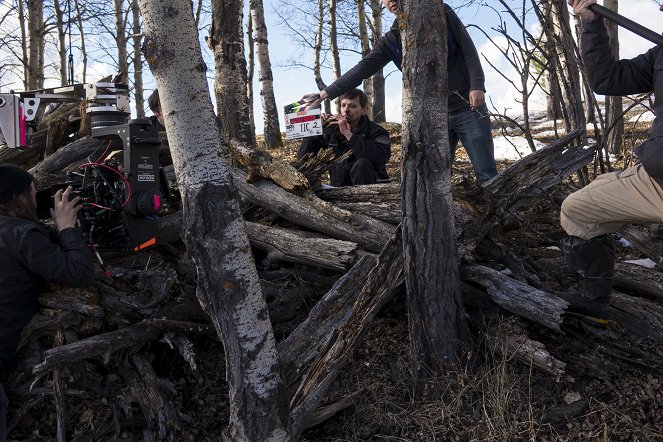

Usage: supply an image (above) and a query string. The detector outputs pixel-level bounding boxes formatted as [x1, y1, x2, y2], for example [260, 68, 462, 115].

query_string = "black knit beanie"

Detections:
[0, 163, 34, 204]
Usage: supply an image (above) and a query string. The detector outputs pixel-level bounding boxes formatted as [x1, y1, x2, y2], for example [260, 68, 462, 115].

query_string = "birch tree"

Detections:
[400, 0, 468, 385]
[27, 0, 45, 89]
[250, 0, 283, 148]
[113, 0, 128, 78]
[131, 0, 144, 116]
[73, 0, 87, 82]
[210, 0, 255, 146]
[138, 0, 289, 439]
[329, 0, 341, 112]
[247, 13, 256, 135]
[53, 0, 68, 85]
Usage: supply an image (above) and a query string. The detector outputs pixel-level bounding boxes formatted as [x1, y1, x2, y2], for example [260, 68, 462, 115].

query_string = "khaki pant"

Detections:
[560, 164, 663, 239]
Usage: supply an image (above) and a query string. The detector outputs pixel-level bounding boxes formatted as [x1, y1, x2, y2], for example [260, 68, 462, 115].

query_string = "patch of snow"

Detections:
[627, 111, 656, 123]
[622, 258, 657, 269]
[493, 136, 546, 161]
[617, 238, 632, 248]
[546, 246, 561, 251]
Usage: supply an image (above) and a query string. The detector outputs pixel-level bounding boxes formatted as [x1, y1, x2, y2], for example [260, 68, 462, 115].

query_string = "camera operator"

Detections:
[297, 89, 391, 186]
[0, 163, 95, 440]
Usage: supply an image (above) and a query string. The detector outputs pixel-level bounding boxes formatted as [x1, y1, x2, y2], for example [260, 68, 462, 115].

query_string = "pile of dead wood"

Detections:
[3, 108, 663, 440]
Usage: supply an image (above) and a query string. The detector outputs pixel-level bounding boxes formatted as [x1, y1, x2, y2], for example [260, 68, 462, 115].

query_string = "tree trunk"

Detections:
[114, 0, 128, 78]
[131, 0, 145, 117]
[401, 0, 468, 385]
[314, 0, 332, 114]
[545, 0, 586, 132]
[210, 0, 255, 146]
[74, 0, 87, 82]
[27, 0, 44, 89]
[356, 0, 373, 118]
[329, 0, 341, 113]
[604, 0, 623, 157]
[250, 0, 283, 149]
[246, 13, 256, 135]
[369, 0, 385, 123]
[17, 0, 29, 89]
[53, 0, 67, 86]
[138, 0, 289, 439]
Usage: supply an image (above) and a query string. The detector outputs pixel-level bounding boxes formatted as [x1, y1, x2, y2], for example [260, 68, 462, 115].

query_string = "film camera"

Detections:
[0, 83, 165, 251]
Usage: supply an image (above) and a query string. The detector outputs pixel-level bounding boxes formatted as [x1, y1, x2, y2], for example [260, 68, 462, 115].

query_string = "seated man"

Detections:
[297, 89, 391, 186]
[0, 163, 95, 439]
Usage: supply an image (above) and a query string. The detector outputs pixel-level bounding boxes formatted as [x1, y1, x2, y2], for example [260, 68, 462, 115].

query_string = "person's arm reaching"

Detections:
[303, 34, 394, 108]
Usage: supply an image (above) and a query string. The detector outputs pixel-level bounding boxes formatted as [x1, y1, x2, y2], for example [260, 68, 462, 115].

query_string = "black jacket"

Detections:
[324, 4, 486, 112]
[0, 216, 94, 364]
[298, 115, 391, 185]
[580, 18, 663, 186]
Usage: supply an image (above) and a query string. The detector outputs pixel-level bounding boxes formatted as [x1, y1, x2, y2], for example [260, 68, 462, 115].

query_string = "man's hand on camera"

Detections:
[567, 0, 598, 20]
[50, 186, 82, 232]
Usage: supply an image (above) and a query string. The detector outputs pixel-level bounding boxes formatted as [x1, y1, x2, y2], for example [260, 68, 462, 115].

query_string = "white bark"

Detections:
[138, 0, 289, 439]
[114, 0, 129, 78]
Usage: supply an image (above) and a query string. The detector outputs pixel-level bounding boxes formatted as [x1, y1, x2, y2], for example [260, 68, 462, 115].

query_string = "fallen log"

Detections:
[162, 165, 395, 253]
[483, 129, 590, 217]
[277, 255, 378, 388]
[32, 319, 215, 378]
[229, 139, 309, 191]
[289, 230, 404, 437]
[293, 148, 351, 186]
[460, 264, 567, 331]
[618, 224, 663, 267]
[159, 211, 364, 271]
[230, 168, 395, 253]
[614, 262, 663, 301]
[487, 320, 567, 379]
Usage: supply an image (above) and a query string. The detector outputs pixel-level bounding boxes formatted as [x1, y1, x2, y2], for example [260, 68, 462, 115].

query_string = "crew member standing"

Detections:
[303, 0, 497, 185]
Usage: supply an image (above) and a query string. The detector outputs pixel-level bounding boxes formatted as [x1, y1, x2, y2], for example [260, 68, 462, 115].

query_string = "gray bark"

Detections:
[132, 0, 145, 117]
[401, 0, 468, 383]
[369, 0, 385, 123]
[604, 0, 623, 156]
[138, 1, 289, 439]
[357, 0, 373, 118]
[113, 0, 128, 78]
[329, 0, 341, 113]
[27, 0, 44, 89]
[210, 0, 255, 146]
[53, 0, 67, 85]
[250, 0, 283, 148]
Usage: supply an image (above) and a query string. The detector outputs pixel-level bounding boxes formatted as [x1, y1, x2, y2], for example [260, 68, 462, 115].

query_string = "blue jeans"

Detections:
[448, 105, 497, 185]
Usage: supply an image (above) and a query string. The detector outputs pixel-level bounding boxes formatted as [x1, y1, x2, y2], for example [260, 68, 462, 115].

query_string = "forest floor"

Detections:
[8, 111, 663, 441]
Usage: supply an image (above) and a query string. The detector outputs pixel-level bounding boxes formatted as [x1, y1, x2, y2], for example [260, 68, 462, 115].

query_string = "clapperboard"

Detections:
[283, 100, 323, 140]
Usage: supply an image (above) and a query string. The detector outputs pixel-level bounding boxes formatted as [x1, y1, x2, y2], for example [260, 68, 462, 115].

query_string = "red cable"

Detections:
[78, 162, 132, 208]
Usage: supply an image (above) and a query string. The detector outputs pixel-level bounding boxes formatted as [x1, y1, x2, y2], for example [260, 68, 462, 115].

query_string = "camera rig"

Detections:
[0, 82, 164, 252]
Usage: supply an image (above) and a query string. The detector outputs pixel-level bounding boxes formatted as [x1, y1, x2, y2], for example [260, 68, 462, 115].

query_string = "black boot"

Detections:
[559, 235, 615, 318]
